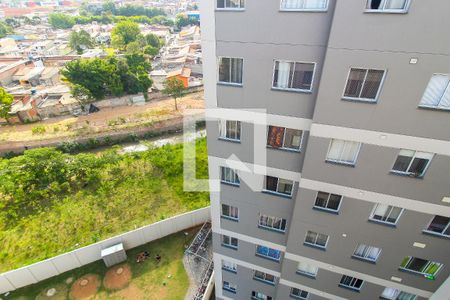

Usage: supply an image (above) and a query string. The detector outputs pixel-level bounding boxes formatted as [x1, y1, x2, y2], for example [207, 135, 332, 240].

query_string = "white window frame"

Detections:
[263, 176, 294, 197]
[313, 191, 343, 212]
[369, 203, 404, 226]
[219, 119, 241, 142]
[419, 73, 450, 111]
[266, 125, 304, 152]
[380, 287, 417, 300]
[271, 60, 316, 93]
[223, 281, 237, 293]
[304, 230, 329, 249]
[258, 213, 287, 233]
[342, 67, 387, 102]
[399, 256, 443, 278]
[279, 0, 329, 12]
[220, 166, 240, 186]
[423, 215, 450, 238]
[216, 0, 245, 10]
[251, 291, 272, 300]
[221, 204, 239, 221]
[339, 275, 365, 291]
[253, 270, 276, 285]
[352, 243, 382, 262]
[390, 150, 433, 178]
[222, 260, 237, 273]
[365, 0, 411, 14]
[290, 288, 309, 300]
[296, 261, 318, 278]
[217, 56, 244, 86]
[255, 245, 282, 262]
[326, 139, 362, 166]
[221, 234, 238, 249]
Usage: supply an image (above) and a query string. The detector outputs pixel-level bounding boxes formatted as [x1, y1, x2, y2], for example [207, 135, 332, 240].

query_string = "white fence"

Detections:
[0, 207, 211, 294]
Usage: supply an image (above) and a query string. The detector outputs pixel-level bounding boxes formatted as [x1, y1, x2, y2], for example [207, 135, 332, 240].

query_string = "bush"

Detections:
[31, 125, 46, 135]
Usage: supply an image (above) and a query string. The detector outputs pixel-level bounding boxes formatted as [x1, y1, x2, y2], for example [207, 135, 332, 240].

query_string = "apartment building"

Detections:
[200, 1, 450, 299]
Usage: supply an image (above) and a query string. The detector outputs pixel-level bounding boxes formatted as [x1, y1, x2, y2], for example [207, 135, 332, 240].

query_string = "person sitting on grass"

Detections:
[155, 254, 161, 263]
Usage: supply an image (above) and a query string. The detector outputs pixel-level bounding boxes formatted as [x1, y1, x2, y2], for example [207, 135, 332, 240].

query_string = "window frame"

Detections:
[352, 243, 382, 263]
[380, 287, 417, 300]
[263, 176, 294, 198]
[303, 230, 329, 250]
[222, 260, 238, 273]
[217, 56, 244, 86]
[222, 280, 237, 293]
[419, 73, 450, 111]
[255, 245, 282, 262]
[338, 275, 365, 292]
[342, 67, 387, 102]
[290, 287, 310, 300]
[364, 0, 411, 14]
[296, 261, 319, 278]
[221, 204, 239, 221]
[399, 256, 443, 278]
[279, 0, 329, 12]
[390, 150, 433, 178]
[313, 191, 343, 213]
[258, 213, 287, 233]
[422, 215, 450, 238]
[219, 119, 241, 142]
[220, 166, 240, 186]
[216, 0, 245, 11]
[253, 270, 276, 285]
[368, 203, 404, 226]
[221, 234, 238, 249]
[266, 125, 304, 152]
[271, 59, 316, 93]
[325, 139, 362, 166]
[251, 291, 272, 300]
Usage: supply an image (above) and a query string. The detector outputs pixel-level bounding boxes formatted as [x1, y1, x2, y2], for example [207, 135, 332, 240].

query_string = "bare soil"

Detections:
[103, 264, 132, 291]
[69, 274, 101, 300]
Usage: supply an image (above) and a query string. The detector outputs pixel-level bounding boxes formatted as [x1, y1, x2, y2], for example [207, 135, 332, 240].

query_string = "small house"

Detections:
[166, 67, 191, 88]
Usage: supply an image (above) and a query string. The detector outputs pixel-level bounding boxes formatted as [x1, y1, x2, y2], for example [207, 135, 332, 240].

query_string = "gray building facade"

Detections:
[200, 1, 450, 299]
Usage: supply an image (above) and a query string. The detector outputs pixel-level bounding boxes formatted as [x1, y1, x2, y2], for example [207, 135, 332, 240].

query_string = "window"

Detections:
[258, 214, 287, 232]
[223, 281, 237, 293]
[272, 61, 315, 92]
[267, 126, 303, 151]
[381, 287, 417, 300]
[251, 291, 272, 300]
[220, 166, 240, 185]
[366, 0, 409, 12]
[222, 235, 238, 249]
[304, 230, 329, 249]
[339, 275, 364, 291]
[219, 120, 241, 141]
[400, 256, 443, 278]
[297, 261, 318, 277]
[419, 74, 450, 110]
[253, 270, 276, 284]
[280, 0, 328, 11]
[391, 150, 433, 177]
[326, 139, 361, 165]
[221, 204, 239, 220]
[222, 260, 237, 273]
[343, 68, 385, 101]
[314, 191, 342, 212]
[290, 288, 309, 300]
[217, 0, 245, 9]
[218, 57, 243, 85]
[352, 244, 381, 262]
[369, 204, 403, 225]
[424, 215, 450, 237]
[264, 176, 293, 197]
[255, 245, 281, 261]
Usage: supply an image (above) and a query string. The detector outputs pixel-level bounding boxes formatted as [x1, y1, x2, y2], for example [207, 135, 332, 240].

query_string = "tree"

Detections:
[69, 30, 94, 54]
[111, 20, 140, 49]
[143, 45, 159, 56]
[0, 88, 13, 119]
[48, 13, 75, 29]
[71, 84, 94, 111]
[162, 77, 187, 111]
[0, 21, 12, 38]
[175, 14, 197, 30]
[145, 33, 161, 49]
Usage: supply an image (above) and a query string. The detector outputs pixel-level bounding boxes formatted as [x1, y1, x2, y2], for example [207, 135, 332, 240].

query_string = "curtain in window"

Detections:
[230, 58, 242, 84]
[344, 69, 366, 98]
[366, 246, 380, 260]
[304, 0, 327, 9]
[278, 179, 293, 194]
[385, 0, 407, 9]
[373, 204, 389, 219]
[340, 141, 360, 163]
[267, 126, 285, 148]
[386, 206, 402, 223]
[281, 0, 303, 9]
[420, 75, 450, 107]
[360, 70, 384, 99]
[305, 231, 316, 244]
[298, 262, 317, 275]
[397, 291, 418, 300]
[274, 61, 291, 88]
[219, 120, 227, 137]
[284, 129, 301, 149]
[265, 176, 278, 191]
[381, 288, 399, 300]
[327, 139, 344, 161]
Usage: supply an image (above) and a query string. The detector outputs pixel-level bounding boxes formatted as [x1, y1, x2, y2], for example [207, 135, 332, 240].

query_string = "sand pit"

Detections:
[103, 264, 132, 290]
[69, 274, 100, 300]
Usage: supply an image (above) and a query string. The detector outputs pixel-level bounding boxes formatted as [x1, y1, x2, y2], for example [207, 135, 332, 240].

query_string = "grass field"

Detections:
[0, 138, 209, 272]
[9, 228, 198, 300]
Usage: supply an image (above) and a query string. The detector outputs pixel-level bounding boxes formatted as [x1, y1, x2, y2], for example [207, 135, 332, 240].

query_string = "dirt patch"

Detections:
[35, 283, 68, 300]
[103, 264, 132, 290]
[69, 274, 100, 300]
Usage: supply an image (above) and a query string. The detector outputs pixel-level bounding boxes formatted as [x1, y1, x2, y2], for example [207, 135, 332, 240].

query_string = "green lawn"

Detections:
[0, 138, 209, 272]
[9, 227, 198, 300]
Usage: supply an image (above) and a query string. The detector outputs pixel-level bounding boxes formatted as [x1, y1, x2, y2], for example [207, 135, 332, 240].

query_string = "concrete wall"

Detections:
[0, 207, 210, 294]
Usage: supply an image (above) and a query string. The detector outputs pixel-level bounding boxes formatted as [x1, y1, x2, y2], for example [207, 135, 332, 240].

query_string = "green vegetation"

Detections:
[0, 138, 209, 272]
[163, 77, 188, 111]
[111, 20, 141, 49]
[48, 13, 75, 29]
[175, 13, 198, 30]
[0, 87, 13, 119]
[10, 228, 196, 299]
[0, 21, 13, 38]
[61, 55, 152, 100]
[31, 125, 46, 135]
[69, 29, 94, 54]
